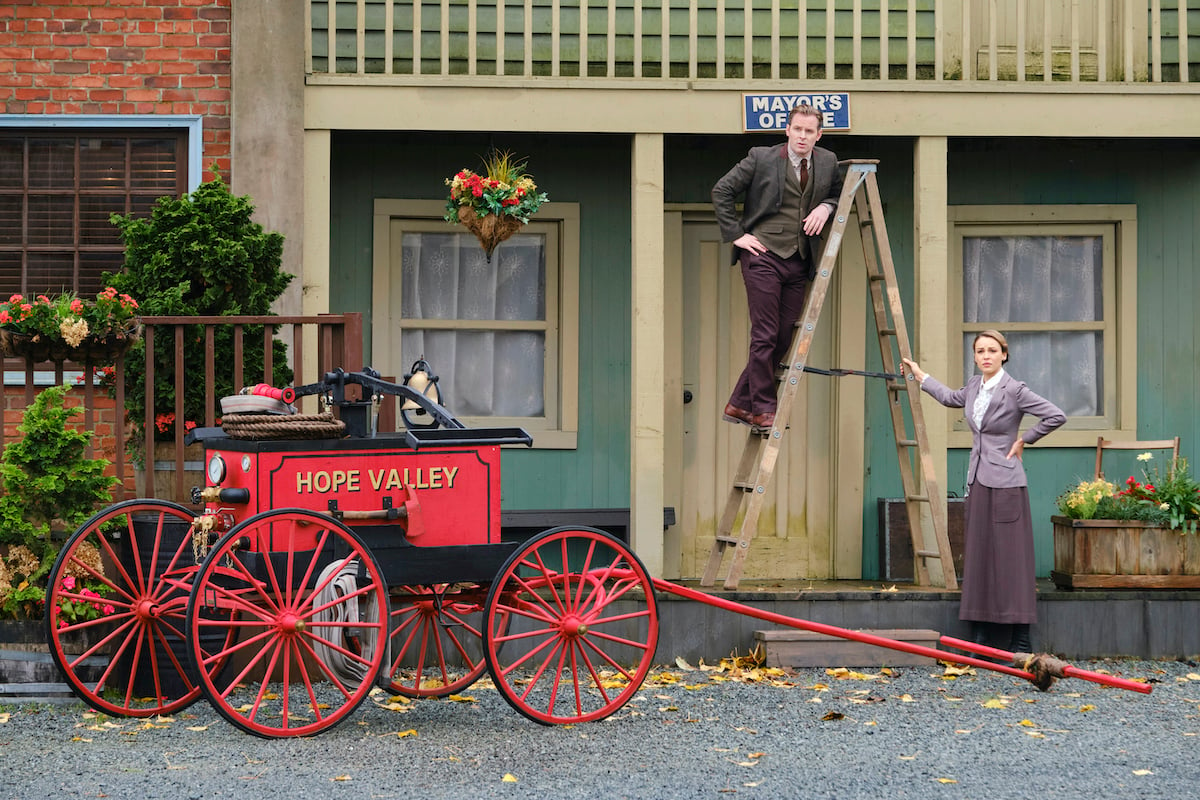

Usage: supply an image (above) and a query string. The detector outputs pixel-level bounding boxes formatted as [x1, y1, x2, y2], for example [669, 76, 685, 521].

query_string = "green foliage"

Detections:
[106, 169, 295, 442]
[0, 385, 116, 548]
[1057, 454, 1200, 532]
[0, 384, 116, 619]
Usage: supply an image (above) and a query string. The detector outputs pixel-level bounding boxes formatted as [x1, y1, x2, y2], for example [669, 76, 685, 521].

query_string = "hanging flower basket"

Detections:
[0, 289, 141, 364]
[456, 207, 525, 259]
[444, 150, 548, 260]
[0, 324, 141, 364]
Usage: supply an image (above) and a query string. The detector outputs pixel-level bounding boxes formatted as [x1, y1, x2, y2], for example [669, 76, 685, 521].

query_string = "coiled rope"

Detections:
[221, 412, 346, 440]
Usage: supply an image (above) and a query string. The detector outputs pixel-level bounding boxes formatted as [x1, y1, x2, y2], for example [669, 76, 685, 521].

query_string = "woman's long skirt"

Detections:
[958, 482, 1037, 624]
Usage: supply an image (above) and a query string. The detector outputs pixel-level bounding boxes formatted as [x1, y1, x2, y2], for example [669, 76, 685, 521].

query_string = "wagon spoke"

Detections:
[485, 527, 659, 725]
[47, 500, 206, 718]
[187, 510, 387, 738]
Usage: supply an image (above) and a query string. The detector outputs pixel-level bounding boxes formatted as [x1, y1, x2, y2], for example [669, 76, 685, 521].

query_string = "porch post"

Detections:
[913, 135, 950, 585]
[630, 133, 666, 576]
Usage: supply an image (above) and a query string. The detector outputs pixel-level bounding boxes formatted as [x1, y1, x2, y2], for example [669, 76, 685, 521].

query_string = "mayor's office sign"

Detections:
[743, 93, 851, 132]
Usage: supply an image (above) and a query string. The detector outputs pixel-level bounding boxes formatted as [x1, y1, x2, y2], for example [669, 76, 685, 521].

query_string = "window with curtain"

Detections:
[951, 207, 1137, 439]
[0, 129, 187, 298]
[374, 201, 579, 447]
[398, 228, 552, 418]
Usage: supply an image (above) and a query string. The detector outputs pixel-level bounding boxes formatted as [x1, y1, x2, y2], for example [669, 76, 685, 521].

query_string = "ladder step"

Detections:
[905, 495, 929, 502]
[878, 328, 896, 337]
[732, 481, 755, 492]
[887, 381, 906, 393]
[868, 272, 887, 282]
[915, 549, 941, 559]
[715, 535, 742, 545]
[897, 439, 918, 447]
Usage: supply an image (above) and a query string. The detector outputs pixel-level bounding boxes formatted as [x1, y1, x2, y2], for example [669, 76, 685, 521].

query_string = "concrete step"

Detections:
[754, 628, 942, 667]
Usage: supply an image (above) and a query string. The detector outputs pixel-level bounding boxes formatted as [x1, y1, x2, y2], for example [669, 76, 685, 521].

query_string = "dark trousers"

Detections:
[728, 248, 809, 414]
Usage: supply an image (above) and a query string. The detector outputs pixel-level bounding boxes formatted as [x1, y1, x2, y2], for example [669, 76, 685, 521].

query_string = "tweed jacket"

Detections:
[711, 143, 843, 266]
[921, 372, 1066, 489]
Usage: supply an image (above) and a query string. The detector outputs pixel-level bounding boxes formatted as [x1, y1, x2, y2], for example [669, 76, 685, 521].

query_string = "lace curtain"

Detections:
[962, 235, 1102, 416]
[399, 231, 546, 417]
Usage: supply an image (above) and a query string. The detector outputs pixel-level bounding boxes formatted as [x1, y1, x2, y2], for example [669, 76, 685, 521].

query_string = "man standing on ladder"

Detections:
[712, 103, 844, 430]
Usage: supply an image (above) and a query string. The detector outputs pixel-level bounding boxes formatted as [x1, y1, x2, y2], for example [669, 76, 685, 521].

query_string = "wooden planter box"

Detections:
[1050, 516, 1200, 590]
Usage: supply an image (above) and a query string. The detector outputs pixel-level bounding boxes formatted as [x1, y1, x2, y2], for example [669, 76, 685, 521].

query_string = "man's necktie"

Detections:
[799, 157, 808, 190]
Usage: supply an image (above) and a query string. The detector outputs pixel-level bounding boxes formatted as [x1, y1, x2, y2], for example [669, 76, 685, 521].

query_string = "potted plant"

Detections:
[0, 385, 116, 631]
[0, 288, 141, 364]
[1051, 453, 1200, 589]
[444, 150, 548, 259]
[105, 169, 294, 455]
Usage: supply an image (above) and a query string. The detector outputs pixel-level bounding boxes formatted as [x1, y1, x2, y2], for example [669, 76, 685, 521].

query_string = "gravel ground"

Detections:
[1, 658, 1196, 800]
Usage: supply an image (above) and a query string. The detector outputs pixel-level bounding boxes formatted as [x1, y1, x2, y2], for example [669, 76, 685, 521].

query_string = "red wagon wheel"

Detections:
[483, 526, 659, 725]
[44, 499, 230, 717]
[386, 583, 493, 697]
[185, 509, 388, 739]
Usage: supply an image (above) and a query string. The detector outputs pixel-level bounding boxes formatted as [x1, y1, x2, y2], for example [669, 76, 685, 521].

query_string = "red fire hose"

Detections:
[651, 579, 1151, 695]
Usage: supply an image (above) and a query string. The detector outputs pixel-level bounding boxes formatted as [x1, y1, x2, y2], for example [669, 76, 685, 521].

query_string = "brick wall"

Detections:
[0, 0, 233, 174]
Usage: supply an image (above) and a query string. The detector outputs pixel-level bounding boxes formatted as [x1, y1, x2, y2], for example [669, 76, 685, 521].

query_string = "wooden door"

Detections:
[664, 211, 868, 581]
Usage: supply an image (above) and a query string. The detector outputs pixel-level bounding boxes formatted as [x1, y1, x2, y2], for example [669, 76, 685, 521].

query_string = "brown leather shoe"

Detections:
[722, 403, 753, 425]
[749, 411, 775, 429]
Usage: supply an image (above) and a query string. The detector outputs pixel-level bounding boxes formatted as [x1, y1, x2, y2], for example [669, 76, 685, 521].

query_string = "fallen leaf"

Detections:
[1024, 730, 1046, 739]
[71, 736, 92, 742]
[1132, 769, 1153, 776]
[502, 774, 518, 783]
[898, 754, 918, 761]
[0, 713, 9, 724]
[882, 584, 899, 592]
[447, 694, 476, 703]
[937, 778, 958, 784]
[1079, 705, 1096, 713]
[899, 694, 916, 702]
[820, 711, 845, 721]
[394, 729, 418, 738]
[1019, 719, 1037, 727]
[332, 775, 351, 782]
[1186, 673, 1200, 681]
[982, 698, 1008, 709]
[676, 656, 695, 670]
[186, 726, 209, 732]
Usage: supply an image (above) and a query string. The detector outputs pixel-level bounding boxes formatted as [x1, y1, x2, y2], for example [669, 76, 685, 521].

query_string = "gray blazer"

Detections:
[921, 372, 1066, 489]
[711, 143, 843, 266]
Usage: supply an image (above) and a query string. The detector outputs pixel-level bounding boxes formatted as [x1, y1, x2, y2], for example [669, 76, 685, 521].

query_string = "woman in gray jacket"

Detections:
[902, 330, 1065, 655]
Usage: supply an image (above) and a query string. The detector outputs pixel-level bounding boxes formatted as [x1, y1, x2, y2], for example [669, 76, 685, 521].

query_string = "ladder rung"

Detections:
[887, 381, 906, 393]
[915, 549, 941, 559]
[732, 481, 754, 492]
[715, 535, 741, 545]
[878, 328, 896, 337]
[897, 439, 918, 447]
[905, 495, 929, 502]
[868, 272, 887, 281]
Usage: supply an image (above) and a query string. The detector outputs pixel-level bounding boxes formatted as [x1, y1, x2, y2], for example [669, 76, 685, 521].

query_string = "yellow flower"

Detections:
[1137, 452, 1153, 462]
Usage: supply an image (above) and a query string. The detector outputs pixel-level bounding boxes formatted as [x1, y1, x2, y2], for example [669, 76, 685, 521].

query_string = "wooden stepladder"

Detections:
[700, 159, 958, 591]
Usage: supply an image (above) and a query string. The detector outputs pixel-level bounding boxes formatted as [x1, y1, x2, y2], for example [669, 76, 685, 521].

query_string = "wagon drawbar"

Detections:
[44, 368, 1149, 739]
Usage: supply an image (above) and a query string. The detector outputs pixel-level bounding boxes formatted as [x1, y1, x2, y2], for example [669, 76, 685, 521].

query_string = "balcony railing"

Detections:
[307, 0, 1197, 84]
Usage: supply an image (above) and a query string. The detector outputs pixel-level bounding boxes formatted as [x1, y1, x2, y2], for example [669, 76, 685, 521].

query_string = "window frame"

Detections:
[0, 115, 202, 378]
[947, 204, 1138, 448]
[372, 199, 580, 449]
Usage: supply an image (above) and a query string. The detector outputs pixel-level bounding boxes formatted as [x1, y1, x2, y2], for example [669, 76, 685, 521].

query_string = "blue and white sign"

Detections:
[743, 93, 851, 132]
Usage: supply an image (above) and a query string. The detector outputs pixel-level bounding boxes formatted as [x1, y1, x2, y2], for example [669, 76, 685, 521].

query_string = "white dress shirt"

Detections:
[972, 369, 1005, 429]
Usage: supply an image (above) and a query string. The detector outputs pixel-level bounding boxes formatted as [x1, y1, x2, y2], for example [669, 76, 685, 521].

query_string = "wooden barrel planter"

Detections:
[1050, 515, 1200, 590]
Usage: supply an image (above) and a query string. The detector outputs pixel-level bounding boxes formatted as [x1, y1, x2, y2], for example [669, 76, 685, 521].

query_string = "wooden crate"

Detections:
[1051, 516, 1200, 589]
[878, 497, 966, 582]
[754, 628, 942, 667]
